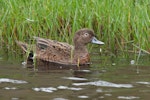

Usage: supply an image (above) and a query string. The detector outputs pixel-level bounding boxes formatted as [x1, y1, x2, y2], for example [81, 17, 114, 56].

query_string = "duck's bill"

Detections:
[91, 37, 104, 45]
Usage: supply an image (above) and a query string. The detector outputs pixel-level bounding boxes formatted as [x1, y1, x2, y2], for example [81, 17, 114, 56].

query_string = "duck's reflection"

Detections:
[26, 59, 91, 71]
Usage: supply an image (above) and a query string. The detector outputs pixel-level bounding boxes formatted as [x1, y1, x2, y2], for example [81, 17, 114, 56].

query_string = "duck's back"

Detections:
[35, 37, 74, 64]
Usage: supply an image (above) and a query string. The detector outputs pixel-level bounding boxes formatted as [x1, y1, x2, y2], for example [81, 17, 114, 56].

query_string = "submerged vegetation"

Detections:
[0, 0, 150, 56]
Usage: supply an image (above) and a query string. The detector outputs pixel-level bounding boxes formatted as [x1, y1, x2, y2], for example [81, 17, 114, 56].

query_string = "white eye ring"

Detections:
[84, 33, 89, 37]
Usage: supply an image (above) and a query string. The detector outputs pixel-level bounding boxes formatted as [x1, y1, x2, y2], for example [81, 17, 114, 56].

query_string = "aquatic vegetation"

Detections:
[0, 0, 149, 55]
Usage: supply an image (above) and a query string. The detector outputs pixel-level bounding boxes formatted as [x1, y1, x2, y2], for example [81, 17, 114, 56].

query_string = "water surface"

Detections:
[0, 50, 150, 100]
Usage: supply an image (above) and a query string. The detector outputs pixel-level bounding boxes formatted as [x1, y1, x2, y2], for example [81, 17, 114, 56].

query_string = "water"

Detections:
[0, 50, 150, 100]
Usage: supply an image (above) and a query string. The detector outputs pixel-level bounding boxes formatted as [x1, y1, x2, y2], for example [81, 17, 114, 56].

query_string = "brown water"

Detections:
[0, 50, 150, 100]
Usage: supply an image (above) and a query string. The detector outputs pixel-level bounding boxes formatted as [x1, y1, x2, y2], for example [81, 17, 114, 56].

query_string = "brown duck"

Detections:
[16, 28, 104, 65]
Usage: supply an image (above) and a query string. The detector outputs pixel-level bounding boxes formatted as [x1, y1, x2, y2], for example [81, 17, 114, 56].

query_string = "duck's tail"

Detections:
[16, 41, 34, 64]
[16, 41, 28, 52]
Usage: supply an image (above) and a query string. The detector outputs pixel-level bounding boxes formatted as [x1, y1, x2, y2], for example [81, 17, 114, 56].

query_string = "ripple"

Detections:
[22, 61, 27, 66]
[4, 87, 17, 90]
[0, 78, 27, 84]
[62, 77, 88, 81]
[57, 85, 82, 91]
[136, 81, 150, 85]
[104, 94, 112, 96]
[33, 87, 57, 93]
[77, 70, 91, 72]
[73, 80, 133, 88]
[53, 98, 68, 100]
[11, 97, 19, 100]
[118, 96, 140, 99]
[78, 95, 89, 99]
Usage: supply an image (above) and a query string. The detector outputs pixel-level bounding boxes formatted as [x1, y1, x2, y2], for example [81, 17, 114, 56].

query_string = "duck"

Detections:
[16, 28, 104, 66]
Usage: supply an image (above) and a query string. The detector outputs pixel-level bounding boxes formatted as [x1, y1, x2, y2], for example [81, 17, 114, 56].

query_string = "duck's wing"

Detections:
[34, 37, 74, 63]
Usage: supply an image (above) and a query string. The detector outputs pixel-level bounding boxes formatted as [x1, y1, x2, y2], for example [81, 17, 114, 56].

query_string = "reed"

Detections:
[0, 0, 150, 54]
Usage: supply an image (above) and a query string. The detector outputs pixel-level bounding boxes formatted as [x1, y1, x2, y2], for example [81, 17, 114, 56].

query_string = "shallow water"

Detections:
[0, 50, 150, 100]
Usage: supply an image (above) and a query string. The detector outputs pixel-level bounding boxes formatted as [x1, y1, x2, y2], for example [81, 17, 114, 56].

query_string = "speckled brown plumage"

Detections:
[16, 28, 104, 65]
[34, 37, 73, 64]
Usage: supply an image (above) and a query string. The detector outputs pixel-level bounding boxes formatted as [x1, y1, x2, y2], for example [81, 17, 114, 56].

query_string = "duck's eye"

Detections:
[83, 33, 89, 37]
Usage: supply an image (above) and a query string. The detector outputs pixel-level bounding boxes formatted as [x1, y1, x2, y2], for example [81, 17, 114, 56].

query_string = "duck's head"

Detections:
[73, 28, 104, 47]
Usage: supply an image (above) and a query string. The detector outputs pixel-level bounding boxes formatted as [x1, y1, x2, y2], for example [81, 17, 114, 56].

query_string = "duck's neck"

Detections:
[74, 44, 87, 52]
[73, 44, 90, 64]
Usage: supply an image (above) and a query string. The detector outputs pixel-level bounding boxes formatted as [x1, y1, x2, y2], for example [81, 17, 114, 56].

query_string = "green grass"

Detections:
[0, 0, 150, 54]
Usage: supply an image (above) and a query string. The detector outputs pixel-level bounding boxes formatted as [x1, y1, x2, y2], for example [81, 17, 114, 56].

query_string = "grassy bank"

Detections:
[0, 0, 150, 54]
